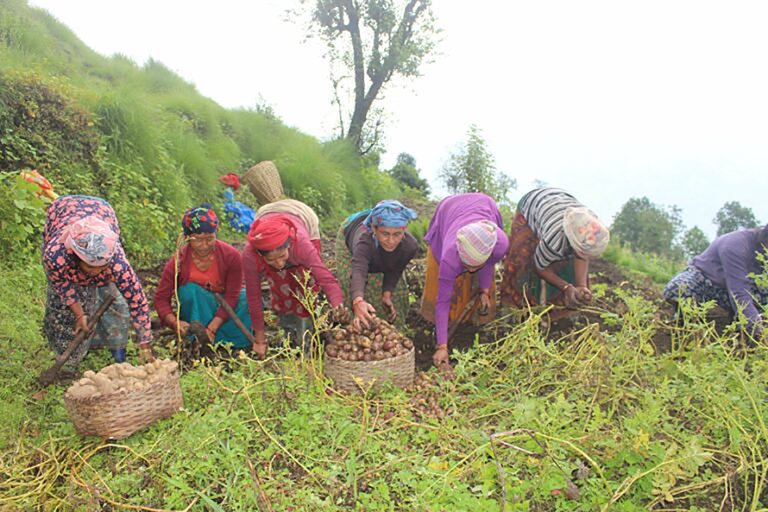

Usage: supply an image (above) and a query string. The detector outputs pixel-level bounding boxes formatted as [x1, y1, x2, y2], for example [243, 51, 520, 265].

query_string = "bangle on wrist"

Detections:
[562, 284, 572, 292]
[352, 297, 364, 306]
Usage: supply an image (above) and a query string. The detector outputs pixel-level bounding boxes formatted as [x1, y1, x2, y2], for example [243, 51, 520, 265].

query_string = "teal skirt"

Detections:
[177, 283, 252, 349]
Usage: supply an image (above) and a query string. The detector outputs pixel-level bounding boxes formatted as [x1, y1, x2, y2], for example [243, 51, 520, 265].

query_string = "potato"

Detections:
[92, 374, 116, 394]
[68, 384, 98, 399]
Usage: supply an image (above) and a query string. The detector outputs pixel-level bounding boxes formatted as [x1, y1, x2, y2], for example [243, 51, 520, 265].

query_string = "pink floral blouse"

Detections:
[42, 195, 152, 344]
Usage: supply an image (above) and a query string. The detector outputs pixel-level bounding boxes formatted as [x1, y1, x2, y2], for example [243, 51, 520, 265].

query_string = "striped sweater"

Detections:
[518, 188, 585, 270]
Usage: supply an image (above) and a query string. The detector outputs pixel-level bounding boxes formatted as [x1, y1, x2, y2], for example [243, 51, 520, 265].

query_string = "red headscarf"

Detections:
[218, 173, 241, 190]
[247, 214, 297, 252]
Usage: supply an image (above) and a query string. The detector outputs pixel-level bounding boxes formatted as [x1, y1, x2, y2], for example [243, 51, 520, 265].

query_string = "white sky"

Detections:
[27, 0, 768, 239]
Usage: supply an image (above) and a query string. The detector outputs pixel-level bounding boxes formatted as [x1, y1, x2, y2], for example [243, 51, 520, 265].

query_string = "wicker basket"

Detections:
[242, 161, 284, 204]
[63, 370, 183, 440]
[324, 348, 415, 394]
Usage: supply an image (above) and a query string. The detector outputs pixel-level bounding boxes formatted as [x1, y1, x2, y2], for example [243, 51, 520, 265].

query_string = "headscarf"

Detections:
[60, 216, 118, 266]
[363, 200, 417, 231]
[456, 220, 498, 267]
[248, 214, 296, 252]
[562, 207, 610, 258]
[218, 173, 241, 190]
[257, 199, 320, 240]
[182, 204, 219, 236]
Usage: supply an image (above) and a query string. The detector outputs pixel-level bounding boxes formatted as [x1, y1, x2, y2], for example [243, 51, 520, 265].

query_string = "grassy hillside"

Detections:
[0, 0, 400, 267]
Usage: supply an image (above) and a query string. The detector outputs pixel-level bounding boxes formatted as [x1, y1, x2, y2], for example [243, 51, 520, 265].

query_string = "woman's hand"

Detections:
[563, 284, 580, 307]
[352, 298, 376, 329]
[74, 314, 90, 337]
[165, 314, 189, 336]
[433, 345, 449, 367]
[381, 292, 397, 322]
[206, 318, 223, 343]
[575, 286, 592, 304]
[331, 304, 351, 324]
[478, 289, 491, 315]
[252, 330, 268, 359]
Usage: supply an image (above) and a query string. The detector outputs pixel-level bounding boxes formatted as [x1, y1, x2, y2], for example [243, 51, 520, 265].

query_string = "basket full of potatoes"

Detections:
[63, 359, 183, 439]
[324, 317, 415, 393]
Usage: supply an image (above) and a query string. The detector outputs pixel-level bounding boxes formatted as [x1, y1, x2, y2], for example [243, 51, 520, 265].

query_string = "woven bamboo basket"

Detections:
[63, 370, 183, 440]
[242, 160, 284, 204]
[324, 348, 415, 394]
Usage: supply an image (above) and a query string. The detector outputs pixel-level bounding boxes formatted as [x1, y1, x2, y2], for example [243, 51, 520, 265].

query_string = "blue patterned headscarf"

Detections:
[363, 200, 417, 231]
[182, 204, 219, 236]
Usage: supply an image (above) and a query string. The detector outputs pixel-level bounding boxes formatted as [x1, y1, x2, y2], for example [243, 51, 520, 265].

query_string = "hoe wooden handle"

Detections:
[38, 294, 116, 387]
[213, 292, 256, 345]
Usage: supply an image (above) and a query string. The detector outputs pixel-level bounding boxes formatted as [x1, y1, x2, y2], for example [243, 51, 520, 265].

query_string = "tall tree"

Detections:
[304, 0, 437, 153]
[611, 197, 683, 255]
[713, 201, 759, 236]
[387, 152, 429, 195]
[439, 125, 516, 205]
[680, 226, 710, 258]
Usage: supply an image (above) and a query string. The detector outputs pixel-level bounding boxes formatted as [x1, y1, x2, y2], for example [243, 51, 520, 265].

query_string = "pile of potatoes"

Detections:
[325, 317, 414, 362]
[65, 359, 179, 400]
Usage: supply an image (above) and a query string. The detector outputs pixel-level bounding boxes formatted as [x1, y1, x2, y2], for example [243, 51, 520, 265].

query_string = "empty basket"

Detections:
[242, 161, 284, 204]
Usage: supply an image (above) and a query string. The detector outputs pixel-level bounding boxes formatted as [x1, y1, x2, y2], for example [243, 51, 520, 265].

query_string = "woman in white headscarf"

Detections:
[500, 188, 610, 309]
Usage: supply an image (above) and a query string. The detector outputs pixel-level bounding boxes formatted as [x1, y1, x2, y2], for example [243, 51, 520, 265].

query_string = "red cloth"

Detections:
[188, 257, 224, 294]
[243, 215, 344, 332]
[247, 214, 296, 251]
[154, 240, 243, 325]
[218, 173, 241, 190]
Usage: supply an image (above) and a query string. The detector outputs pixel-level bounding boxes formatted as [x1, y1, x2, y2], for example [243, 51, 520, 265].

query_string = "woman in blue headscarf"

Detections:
[335, 200, 419, 328]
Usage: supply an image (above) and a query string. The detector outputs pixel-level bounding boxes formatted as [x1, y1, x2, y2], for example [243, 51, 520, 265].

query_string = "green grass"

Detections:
[602, 242, 685, 286]
[1, 271, 767, 509]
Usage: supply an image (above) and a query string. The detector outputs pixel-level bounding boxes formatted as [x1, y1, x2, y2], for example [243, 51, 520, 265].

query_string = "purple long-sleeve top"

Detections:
[424, 193, 509, 345]
[692, 228, 765, 334]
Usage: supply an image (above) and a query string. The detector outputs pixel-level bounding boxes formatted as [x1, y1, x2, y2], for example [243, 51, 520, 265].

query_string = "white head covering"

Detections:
[562, 207, 610, 258]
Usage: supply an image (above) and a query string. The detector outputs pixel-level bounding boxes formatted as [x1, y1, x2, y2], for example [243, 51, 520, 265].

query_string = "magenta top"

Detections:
[424, 193, 509, 345]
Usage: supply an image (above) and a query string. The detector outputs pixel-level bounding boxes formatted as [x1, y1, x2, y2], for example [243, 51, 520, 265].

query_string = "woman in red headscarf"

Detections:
[243, 199, 344, 357]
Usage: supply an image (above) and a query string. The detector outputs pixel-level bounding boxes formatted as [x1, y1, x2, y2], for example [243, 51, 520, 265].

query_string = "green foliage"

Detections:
[0, 71, 101, 194]
[3, 275, 768, 509]
[680, 226, 710, 258]
[0, 173, 50, 262]
[611, 197, 684, 257]
[387, 152, 430, 196]
[439, 125, 516, 206]
[602, 240, 685, 285]
[0, 1, 419, 268]
[713, 200, 760, 236]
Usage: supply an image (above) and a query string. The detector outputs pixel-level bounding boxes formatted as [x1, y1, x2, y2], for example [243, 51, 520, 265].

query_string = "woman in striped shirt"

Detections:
[500, 188, 610, 309]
